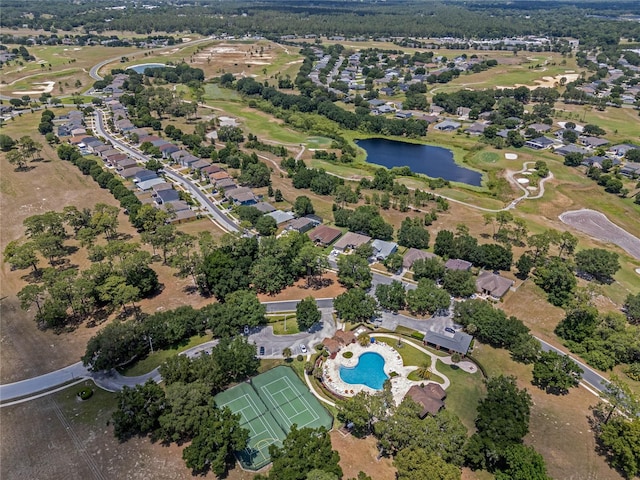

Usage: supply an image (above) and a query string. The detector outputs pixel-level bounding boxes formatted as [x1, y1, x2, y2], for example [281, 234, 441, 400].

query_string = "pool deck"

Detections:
[323, 341, 446, 406]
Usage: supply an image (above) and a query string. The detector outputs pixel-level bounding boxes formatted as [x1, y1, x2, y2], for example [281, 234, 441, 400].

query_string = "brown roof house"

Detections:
[405, 383, 447, 418]
[475, 271, 514, 299]
[308, 225, 342, 246]
[333, 232, 371, 252]
[402, 248, 436, 270]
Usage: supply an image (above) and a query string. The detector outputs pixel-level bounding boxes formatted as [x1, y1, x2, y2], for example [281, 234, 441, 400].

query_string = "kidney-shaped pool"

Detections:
[340, 351, 389, 390]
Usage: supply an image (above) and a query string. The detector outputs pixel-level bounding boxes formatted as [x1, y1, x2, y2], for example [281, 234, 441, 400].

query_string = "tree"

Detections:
[406, 279, 450, 316]
[336, 390, 390, 437]
[17, 284, 46, 316]
[283, 347, 293, 360]
[82, 320, 145, 371]
[434, 230, 455, 258]
[494, 444, 551, 480]
[442, 269, 476, 298]
[383, 252, 403, 273]
[295, 244, 328, 287]
[6, 149, 27, 170]
[111, 380, 166, 441]
[554, 306, 599, 342]
[395, 448, 461, 480]
[334, 288, 378, 323]
[598, 416, 640, 480]
[183, 406, 248, 476]
[533, 257, 576, 306]
[18, 136, 42, 162]
[624, 293, 640, 324]
[515, 254, 533, 279]
[465, 375, 532, 470]
[375, 280, 406, 312]
[532, 350, 583, 394]
[255, 215, 277, 236]
[158, 381, 215, 443]
[397, 217, 430, 249]
[0, 134, 15, 151]
[293, 195, 315, 216]
[3, 240, 40, 274]
[575, 248, 620, 282]
[267, 426, 342, 480]
[412, 257, 445, 281]
[337, 253, 372, 289]
[564, 152, 584, 167]
[296, 296, 321, 331]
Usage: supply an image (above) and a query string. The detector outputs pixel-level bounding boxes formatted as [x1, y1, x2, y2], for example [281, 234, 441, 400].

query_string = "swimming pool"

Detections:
[340, 352, 388, 390]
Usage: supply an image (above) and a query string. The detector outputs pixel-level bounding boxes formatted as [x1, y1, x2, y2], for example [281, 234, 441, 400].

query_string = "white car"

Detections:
[300, 344, 308, 354]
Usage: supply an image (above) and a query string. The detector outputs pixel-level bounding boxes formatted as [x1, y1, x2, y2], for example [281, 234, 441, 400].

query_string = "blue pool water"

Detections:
[340, 352, 389, 390]
[126, 63, 168, 74]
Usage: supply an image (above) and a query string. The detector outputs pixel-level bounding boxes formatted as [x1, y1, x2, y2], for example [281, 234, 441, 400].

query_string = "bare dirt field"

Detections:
[330, 430, 396, 480]
[257, 272, 345, 303]
[559, 209, 640, 261]
[0, 383, 198, 480]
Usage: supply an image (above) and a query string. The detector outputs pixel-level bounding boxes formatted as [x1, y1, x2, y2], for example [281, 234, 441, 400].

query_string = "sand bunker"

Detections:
[498, 72, 580, 91]
[12, 81, 55, 95]
[559, 209, 640, 260]
[505, 153, 518, 160]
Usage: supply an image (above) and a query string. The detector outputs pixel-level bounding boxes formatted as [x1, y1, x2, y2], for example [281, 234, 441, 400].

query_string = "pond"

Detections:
[356, 138, 483, 187]
[126, 63, 170, 74]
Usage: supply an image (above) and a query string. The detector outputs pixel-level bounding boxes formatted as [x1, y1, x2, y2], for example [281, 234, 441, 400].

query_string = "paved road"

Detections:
[92, 110, 239, 233]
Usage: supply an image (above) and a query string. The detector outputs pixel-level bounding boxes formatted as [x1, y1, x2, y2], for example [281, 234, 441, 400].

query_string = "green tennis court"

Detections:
[214, 366, 333, 471]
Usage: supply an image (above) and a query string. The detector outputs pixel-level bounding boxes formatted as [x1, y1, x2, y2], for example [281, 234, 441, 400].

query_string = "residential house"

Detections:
[226, 187, 257, 206]
[434, 120, 461, 131]
[608, 144, 640, 158]
[465, 123, 487, 135]
[159, 143, 180, 159]
[119, 166, 143, 179]
[581, 156, 620, 169]
[404, 384, 447, 418]
[554, 144, 588, 156]
[215, 178, 237, 191]
[370, 239, 398, 261]
[333, 232, 372, 252]
[267, 210, 296, 225]
[133, 169, 158, 183]
[525, 137, 554, 150]
[308, 225, 342, 246]
[528, 123, 552, 134]
[254, 202, 276, 214]
[445, 258, 472, 271]
[395, 111, 412, 119]
[179, 154, 200, 168]
[190, 159, 211, 171]
[475, 271, 514, 299]
[580, 136, 609, 149]
[155, 189, 181, 205]
[161, 200, 190, 213]
[286, 217, 317, 234]
[402, 248, 436, 270]
[423, 330, 473, 355]
[620, 163, 640, 177]
[100, 148, 121, 159]
[136, 177, 165, 191]
[115, 158, 137, 170]
[167, 209, 198, 224]
[201, 165, 222, 176]
[105, 153, 128, 166]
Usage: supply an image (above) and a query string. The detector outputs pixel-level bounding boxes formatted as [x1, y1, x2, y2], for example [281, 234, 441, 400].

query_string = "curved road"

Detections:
[92, 110, 239, 233]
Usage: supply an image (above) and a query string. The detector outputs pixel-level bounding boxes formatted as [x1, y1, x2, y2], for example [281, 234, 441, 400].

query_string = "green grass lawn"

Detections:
[436, 360, 485, 432]
[120, 334, 213, 376]
[268, 314, 300, 335]
[377, 337, 430, 366]
[54, 379, 117, 425]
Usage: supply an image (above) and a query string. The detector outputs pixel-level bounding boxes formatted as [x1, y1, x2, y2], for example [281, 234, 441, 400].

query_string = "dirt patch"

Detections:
[257, 272, 345, 303]
[330, 430, 396, 480]
[560, 209, 640, 260]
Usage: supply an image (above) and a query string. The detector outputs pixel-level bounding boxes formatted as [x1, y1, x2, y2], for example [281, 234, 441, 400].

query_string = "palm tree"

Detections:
[357, 333, 370, 346]
[415, 361, 432, 380]
[282, 347, 292, 361]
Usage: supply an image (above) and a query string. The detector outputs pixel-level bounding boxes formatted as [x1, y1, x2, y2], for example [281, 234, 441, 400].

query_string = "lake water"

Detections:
[126, 63, 168, 74]
[340, 352, 388, 390]
[357, 138, 482, 187]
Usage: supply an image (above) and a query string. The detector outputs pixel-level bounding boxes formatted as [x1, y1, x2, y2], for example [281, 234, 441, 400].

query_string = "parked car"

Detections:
[300, 344, 308, 354]
[259, 346, 265, 356]
[243, 325, 250, 335]
[444, 327, 456, 334]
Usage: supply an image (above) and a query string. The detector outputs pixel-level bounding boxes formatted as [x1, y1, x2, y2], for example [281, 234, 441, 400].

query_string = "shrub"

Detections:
[77, 387, 93, 400]
[296, 354, 304, 362]
[411, 331, 425, 341]
[342, 351, 354, 359]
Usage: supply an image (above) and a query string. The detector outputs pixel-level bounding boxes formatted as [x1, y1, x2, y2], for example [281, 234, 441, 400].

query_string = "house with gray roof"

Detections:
[286, 217, 317, 234]
[267, 210, 296, 225]
[155, 189, 181, 204]
[434, 120, 461, 131]
[580, 136, 610, 149]
[424, 330, 473, 355]
[525, 136, 554, 150]
[254, 202, 276, 214]
[371, 239, 398, 261]
[554, 144, 588, 156]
